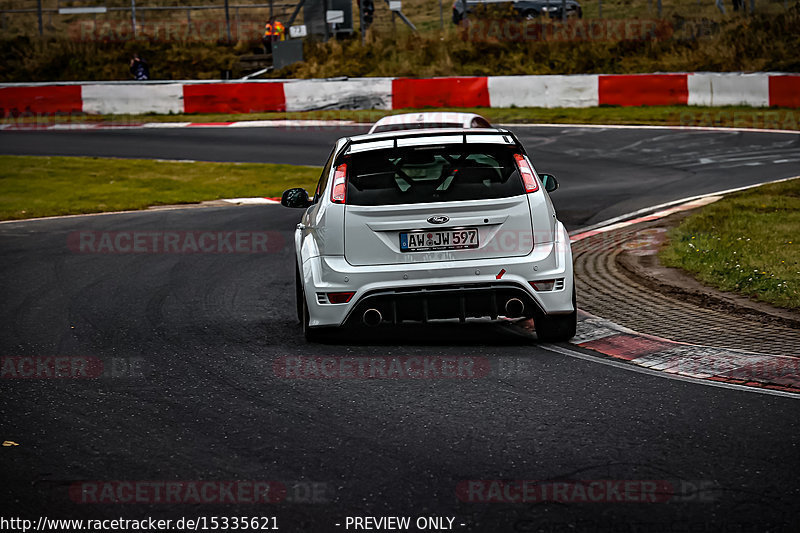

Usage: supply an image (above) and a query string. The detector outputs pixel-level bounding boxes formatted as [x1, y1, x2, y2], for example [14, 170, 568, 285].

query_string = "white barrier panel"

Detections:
[487, 75, 599, 108]
[82, 83, 184, 115]
[283, 78, 393, 112]
[687, 73, 770, 107]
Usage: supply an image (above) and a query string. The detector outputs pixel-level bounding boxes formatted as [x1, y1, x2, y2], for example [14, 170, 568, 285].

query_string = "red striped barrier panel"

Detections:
[0, 85, 82, 115]
[769, 75, 800, 108]
[392, 77, 490, 109]
[183, 82, 286, 114]
[599, 74, 688, 106]
[2, 74, 799, 117]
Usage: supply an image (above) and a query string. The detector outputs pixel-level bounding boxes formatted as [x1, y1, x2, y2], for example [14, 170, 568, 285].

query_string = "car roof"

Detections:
[371, 112, 488, 126]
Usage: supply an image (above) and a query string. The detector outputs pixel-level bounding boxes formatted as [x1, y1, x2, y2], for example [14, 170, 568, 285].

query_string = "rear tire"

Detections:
[534, 289, 577, 342]
[295, 264, 303, 323]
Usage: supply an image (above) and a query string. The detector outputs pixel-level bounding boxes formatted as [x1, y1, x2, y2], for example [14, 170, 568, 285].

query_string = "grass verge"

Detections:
[6, 106, 800, 132]
[660, 178, 800, 310]
[0, 155, 321, 221]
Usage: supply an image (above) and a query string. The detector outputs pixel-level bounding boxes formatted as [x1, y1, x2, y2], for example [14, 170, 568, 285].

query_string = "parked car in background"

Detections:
[453, 0, 583, 24]
[368, 112, 492, 134]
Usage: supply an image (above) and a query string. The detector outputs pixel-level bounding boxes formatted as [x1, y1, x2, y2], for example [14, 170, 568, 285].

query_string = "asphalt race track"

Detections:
[1, 126, 800, 532]
[3, 125, 800, 228]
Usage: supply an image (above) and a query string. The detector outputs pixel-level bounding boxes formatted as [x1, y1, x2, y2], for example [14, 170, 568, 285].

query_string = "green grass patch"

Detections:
[7, 106, 800, 132]
[0, 155, 321, 221]
[660, 179, 800, 310]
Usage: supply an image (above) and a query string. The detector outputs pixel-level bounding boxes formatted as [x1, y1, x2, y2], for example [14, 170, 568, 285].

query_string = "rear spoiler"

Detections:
[338, 129, 524, 157]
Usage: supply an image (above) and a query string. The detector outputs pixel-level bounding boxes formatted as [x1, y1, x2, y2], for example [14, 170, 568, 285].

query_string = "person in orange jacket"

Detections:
[263, 19, 286, 54]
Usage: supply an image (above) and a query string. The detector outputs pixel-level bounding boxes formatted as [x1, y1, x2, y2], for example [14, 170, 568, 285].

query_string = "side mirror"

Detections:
[281, 188, 312, 208]
[540, 173, 559, 193]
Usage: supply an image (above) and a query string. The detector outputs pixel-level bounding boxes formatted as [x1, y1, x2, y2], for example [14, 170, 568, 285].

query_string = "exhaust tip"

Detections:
[505, 298, 525, 318]
[362, 308, 383, 327]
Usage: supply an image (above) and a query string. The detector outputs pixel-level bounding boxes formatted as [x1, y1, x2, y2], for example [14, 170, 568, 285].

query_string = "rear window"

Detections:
[343, 144, 526, 206]
[372, 122, 462, 133]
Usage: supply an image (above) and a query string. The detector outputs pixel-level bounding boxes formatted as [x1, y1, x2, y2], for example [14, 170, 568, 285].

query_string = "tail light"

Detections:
[514, 153, 539, 193]
[327, 292, 355, 304]
[331, 163, 347, 204]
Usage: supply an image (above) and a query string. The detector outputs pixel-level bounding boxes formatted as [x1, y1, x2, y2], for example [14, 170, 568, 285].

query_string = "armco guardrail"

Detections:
[1, 73, 798, 115]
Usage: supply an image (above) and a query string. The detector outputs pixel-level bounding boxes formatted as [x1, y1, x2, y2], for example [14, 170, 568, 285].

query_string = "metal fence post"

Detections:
[131, 0, 137, 39]
[37, 0, 43, 35]
[324, 0, 330, 42]
[359, 0, 366, 44]
[224, 0, 232, 42]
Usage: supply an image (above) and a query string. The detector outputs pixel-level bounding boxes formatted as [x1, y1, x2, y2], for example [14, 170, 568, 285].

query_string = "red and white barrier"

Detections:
[284, 78, 393, 111]
[687, 73, 769, 107]
[392, 77, 490, 108]
[82, 83, 184, 114]
[488, 75, 598, 108]
[1, 73, 798, 116]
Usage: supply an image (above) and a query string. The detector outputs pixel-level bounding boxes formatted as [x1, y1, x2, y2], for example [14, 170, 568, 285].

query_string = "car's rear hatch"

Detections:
[340, 135, 537, 267]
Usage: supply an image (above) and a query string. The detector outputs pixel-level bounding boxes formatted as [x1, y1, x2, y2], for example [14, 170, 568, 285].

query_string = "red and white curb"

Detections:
[562, 177, 800, 397]
[570, 174, 800, 242]
[569, 313, 800, 393]
[0, 119, 359, 132]
[570, 196, 723, 243]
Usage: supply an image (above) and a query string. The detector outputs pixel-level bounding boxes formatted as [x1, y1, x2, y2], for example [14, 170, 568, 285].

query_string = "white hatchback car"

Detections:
[281, 128, 576, 342]
[368, 112, 492, 134]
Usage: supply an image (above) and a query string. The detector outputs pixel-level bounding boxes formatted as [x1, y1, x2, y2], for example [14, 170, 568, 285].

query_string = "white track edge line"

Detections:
[542, 344, 799, 399]
[4, 121, 798, 133]
[570, 175, 800, 236]
[500, 123, 800, 135]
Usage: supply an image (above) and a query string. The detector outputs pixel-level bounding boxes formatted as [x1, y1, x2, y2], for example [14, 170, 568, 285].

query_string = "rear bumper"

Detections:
[300, 222, 574, 328]
[342, 282, 542, 326]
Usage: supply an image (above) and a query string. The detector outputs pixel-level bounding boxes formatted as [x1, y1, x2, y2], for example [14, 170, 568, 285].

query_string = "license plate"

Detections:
[400, 228, 479, 252]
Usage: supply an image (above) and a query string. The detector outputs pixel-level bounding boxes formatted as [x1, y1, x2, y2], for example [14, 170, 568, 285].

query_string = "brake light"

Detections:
[514, 153, 539, 193]
[327, 292, 355, 304]
[331, 163, 347, 204]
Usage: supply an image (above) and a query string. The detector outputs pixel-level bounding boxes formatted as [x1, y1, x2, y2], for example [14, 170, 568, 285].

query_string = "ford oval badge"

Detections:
[427, 215, 449, 224]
